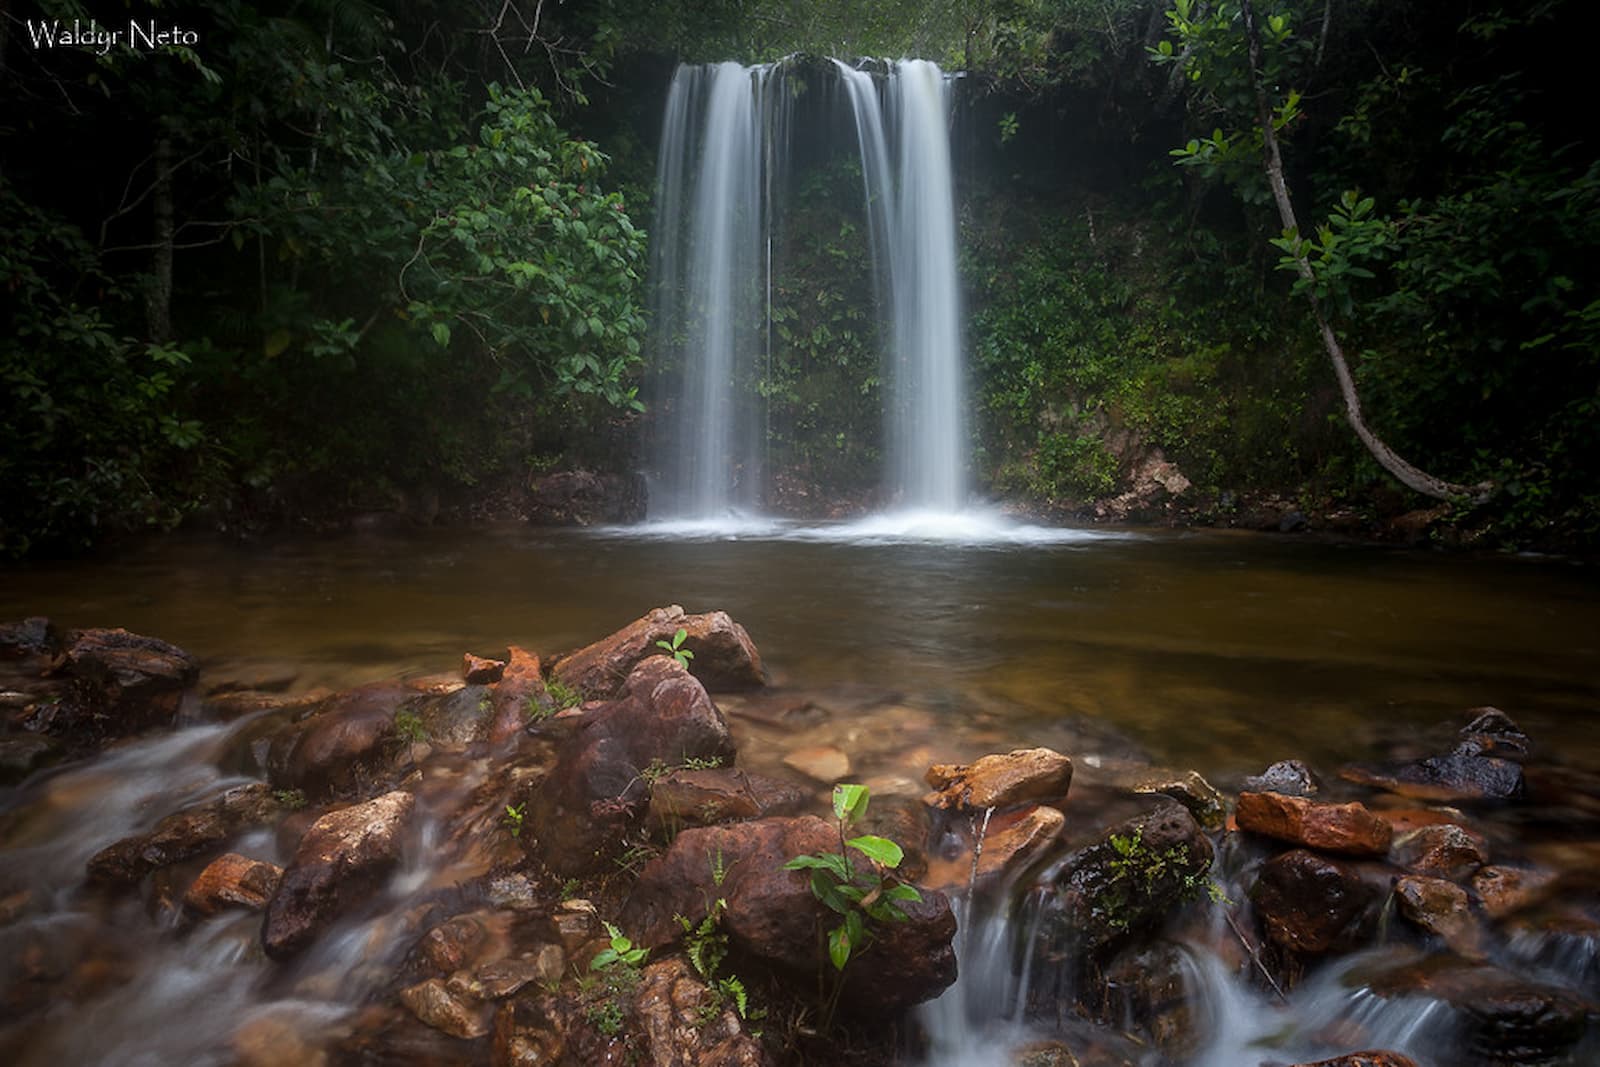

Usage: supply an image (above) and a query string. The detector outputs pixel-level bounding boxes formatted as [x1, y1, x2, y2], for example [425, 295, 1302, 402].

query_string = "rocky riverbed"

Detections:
[1, 609, 1596, 1065]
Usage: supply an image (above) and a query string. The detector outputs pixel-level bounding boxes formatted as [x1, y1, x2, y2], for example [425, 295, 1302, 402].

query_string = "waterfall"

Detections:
[650, 58, 968, 520]
[834, 59, 969, 513]
[649, 62, 784, 518]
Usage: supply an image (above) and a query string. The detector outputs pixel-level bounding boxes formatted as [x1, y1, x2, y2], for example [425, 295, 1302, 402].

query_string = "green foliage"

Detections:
[592, 921, 649, 971]
[1099, 826, 1226, 933]
[502, 802, 527, 838]
[393, 708, 428, 744]
[655, 628, 694, 669]
[273, 788, 308, 810]
[782, 784, 922, 972]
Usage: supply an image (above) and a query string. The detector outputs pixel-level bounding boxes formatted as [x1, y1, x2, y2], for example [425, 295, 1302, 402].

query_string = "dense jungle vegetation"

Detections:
[2, 0, 1596, 554]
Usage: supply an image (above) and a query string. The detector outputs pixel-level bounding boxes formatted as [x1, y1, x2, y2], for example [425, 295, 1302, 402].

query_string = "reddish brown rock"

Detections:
[183, 853, 282, 916]
[420, 914, 490, 973]
[51, 627, 199, 738]
[924, 804, 1064, 892]
[531, 656, 736, 876]
[262, 789, 414, 959]
[463, 653, 507, 685]
[1394, 874, 1485, 958]
[88, 783, 282, 885]
[475, 947, 563, 999]
[646, 768, 805, 831]
[1253, 849, 1381, 955]
[632, 956, 771, 1067]
[924, 748, 1073, 811]
[267, 683, 408, 797]
[1389, 823, 1487, 881]
[489, 646, 545, 746]
[1472, 865, 1556, 919]
[620, 815, 955, 1015]
[1288, 1054, 1420, 1067]
[400, 976, 491, 1039]
[1236, 792, 1392, 857]
[550, 605, 765, 700]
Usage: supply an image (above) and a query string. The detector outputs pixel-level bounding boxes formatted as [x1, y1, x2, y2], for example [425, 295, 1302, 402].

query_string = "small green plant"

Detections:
[393, 708, 428, 743]
[1100, 826, 1228, 933]
[709, 847, 729, 887]
[560, 877, 582, 900]
[782, 783, 921, 971]
[501, 802, 526, 838]
[584, 921, 648, 1036]
[682, 754, 723, 771]
[676, 898, 762, 1027]
[273, 788, 307, 810]
[477, 694, 492, 716]
[546, 676, 583, 710]
[655, 627, 694, 669]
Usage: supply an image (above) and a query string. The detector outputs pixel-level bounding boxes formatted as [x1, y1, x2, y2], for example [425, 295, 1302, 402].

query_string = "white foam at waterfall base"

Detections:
[607, 507, 1134, 546]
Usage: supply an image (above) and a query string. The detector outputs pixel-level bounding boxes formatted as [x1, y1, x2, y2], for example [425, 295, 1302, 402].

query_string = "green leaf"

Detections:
[832, 783, 869, 823]
[431, 322, 451, 348]
[827, 924, 851, 970]
[846, 835, 904, 868]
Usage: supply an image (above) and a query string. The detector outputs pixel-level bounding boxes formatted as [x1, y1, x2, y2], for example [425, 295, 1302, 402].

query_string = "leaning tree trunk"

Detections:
[1238, 0, 1492, 503]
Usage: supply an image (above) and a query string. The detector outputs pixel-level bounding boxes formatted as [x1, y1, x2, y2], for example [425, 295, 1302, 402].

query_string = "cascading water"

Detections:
[649, 62, 785, 518]
[835, 59, 968, 513]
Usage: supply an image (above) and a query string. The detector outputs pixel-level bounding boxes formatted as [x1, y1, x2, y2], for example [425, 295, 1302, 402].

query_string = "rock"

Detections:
[88, 782, 282, 885]
[476, 947, 563, 999]
[1394, 875, 1485, 958]
[1472, 865, 1556, 919]
[1093, 449, 1191, 521]
[550, 605, 765, 700]
[51, 627, 198, 738]
[924, 804, 1064, 893]
[0, 734, 62, 785]
[0, 616, 58, 658]
[620, 815, 956, 1015]
[183, 853, 283, 916]
[1252, 849, 1380, 955]
[464, 654, 507, 685]
[527, 469, 645, 526]
[1130, 769, 1225, 830]
[1363, 954, 1589, 1064]
[781, 744, 850, 784]
[1340, 753, 1525, 802]
[421, 914, 490, 973]
[531, 656, 736, 876]
[924, 748, 1073, 811]
[1388, 823, 1487, 881]
[268, 683, 407, 798]
[262, 789, 414, 958]
[489, 646, 545, 746]
[552, 899, 601, 954]
[1235, 792, 1393, 857]
[646, 768, 806, 831]
[1287, 1054, 1420, 1067]
[1454, 706, 1531, 760]
[1097, 940, 1198, 1057]
[400, 976, 491, 1039]
[632, 956, 771, 1067]
[1039, 802, 1214, 958]
[1241, 759, 1320, 797]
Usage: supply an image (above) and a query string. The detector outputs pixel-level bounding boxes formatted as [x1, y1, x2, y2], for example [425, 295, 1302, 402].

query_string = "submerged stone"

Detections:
[1340, 752, 1525, 803]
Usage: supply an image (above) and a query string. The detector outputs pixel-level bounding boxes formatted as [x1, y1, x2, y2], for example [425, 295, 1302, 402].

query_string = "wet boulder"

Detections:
[401, 976, 492, 1039]
[1096, 940, 1199, 1058]
[489, 646, 546, 746]
[0, 616, 58, 658]
[1241, 758, 1320, 797]
[1389, 823, 1487, 881]
[1472, 865, 1555, 919]
[1454, 707, 1532, 760]
[645, 767, 806, 831]
[1252, 849, 1382, 956]
[183, 852, 283, 916]
[267, 682, 408, 798]
[88, 782, 282, 886]
[262, 789, 415, 958]
[1394, 874, 1485, 958]
[923, 804, 1065, 893]
[923, 748, 1073, 811]
[1341, 752, 1526, 803]
[50, 627, 198, 738]
[632, 955, 772, 1067]
[1129, 768, 1226, 830]
[1235, 792, 1393, 857]
[1039, 801, 1214, 958]
[1288, 1054, 1420, 1067]
[1362, 954, 1590, 1065]
[550, 605, 765, 700]
[463, 653, 507, 685]
[620, 815, 957, 1015]
[531, 655, 736, 876]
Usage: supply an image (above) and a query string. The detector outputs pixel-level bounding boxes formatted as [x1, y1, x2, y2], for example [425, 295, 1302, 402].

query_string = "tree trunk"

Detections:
[144, 135, 174, 344]
[1238, 0, 1491, 503]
